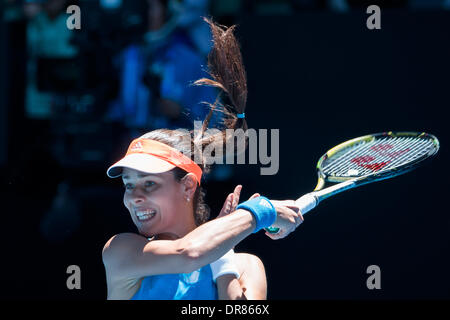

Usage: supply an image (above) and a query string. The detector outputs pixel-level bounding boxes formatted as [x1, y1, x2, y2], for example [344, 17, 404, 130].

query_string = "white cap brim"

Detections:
[107, 153, 176, 178]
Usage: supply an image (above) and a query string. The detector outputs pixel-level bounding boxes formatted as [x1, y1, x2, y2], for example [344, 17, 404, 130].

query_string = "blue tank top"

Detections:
[131, 264, 218, 300]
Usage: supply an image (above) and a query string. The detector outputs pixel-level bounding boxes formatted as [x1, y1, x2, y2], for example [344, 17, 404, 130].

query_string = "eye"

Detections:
[145, 181, 155, 188]
[124, 183, 134, 190]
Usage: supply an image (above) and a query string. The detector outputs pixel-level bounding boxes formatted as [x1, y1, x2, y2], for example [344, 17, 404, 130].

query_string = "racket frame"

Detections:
[265, 131, 439, 234]
[314, 131, 439, 202]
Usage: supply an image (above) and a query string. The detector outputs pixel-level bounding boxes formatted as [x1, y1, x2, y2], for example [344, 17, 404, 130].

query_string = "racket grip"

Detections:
[265, 193, 318, 234]
[295, 193, 318, 215]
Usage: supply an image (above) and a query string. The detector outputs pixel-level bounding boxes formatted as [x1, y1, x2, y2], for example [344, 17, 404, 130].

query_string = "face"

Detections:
[122, 168, 195, 239]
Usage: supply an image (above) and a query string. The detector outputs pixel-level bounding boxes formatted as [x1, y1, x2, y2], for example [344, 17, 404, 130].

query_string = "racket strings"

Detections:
[344, 137, 420, 176]
[353, 138, 425, 176]
[332, 137, 429, 176]
[322, 137, 391, 174]
[329, 137, 434, 176]
[334, 137, 407, 176]
[322, 137, 436, 177]
[380, 138, 436, 171]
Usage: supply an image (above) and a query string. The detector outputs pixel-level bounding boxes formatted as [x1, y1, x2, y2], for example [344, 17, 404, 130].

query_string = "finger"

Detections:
[228, 194, 234, 212]
[218, 193, 233, 218]
[285, 204, 301, 214]
[272, 200, 298, 210]
[274, 230, 289, 239]
[231, 186, 241, 210]
[264, 230, 279, 240]
[294, 215, 303, 228]
[233, 184, 242, 196]
[225, 193, 233, 211]
[249, 193, 260, 200]
[282, 205, 300, 215]
[232, 185, 242, 200]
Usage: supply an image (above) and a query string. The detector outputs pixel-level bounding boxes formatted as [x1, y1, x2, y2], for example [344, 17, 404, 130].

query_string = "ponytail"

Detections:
[137, 18, 250, 225]
[193, 18, 249, 160]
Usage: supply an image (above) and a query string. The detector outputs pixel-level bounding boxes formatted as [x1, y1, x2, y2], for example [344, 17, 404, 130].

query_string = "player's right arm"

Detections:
[102, 200, 300, 282]
[102, 208, 256, 282]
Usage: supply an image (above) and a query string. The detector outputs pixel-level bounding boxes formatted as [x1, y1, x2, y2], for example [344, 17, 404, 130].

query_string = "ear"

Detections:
[180, 173, 198, 200]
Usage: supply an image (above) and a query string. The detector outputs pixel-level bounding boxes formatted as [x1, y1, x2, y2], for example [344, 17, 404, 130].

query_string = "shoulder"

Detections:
[102, 233, 148, 264]
[103, 232, 145, 251]
[235, 252, 265, 274]
[234, 252, 267, 300]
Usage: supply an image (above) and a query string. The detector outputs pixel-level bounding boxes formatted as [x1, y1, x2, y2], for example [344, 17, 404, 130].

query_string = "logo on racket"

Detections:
[370, 144, 411, 158]
[350, 156, 390, 171]
[350, 144, 411, 172]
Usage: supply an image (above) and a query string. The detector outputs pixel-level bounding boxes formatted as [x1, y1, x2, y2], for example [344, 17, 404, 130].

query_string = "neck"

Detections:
[155, 206, 197, 240]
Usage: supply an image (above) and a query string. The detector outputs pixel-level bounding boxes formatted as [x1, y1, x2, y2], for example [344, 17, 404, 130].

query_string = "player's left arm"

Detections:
[214, 186, 267, 300]
[216, 253, 267, 300]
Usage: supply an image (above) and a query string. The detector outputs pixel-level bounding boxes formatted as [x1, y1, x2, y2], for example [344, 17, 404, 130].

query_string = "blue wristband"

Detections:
[236, 196, 276, 233]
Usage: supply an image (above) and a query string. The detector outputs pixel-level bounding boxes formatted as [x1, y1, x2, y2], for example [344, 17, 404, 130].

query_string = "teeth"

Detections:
[136, 210, 156, 221]
[136, 210, 156, 216]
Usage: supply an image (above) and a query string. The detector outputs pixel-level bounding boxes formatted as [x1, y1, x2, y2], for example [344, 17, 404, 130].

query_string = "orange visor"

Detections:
[107, 138, 202, 185]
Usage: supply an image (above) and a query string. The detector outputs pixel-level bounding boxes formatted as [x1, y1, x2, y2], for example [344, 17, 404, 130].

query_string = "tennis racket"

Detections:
[266, 131, 440, 234]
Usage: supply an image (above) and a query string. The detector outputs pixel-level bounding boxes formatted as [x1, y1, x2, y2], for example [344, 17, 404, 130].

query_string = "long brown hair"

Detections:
[139, 18, 248, 225]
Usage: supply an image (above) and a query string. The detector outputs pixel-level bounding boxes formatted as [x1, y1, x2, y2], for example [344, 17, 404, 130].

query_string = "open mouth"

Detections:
[135, 209, 157, 222]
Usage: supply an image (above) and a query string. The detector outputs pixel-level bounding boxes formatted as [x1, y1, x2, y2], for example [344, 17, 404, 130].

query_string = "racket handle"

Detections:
[265, 193, 318, 234]
[295, 193, 318, 215]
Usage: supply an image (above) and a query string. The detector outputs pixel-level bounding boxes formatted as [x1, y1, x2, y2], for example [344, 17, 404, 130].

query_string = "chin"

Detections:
[135, 225, 155, 238]
[142, 226, 157, 236]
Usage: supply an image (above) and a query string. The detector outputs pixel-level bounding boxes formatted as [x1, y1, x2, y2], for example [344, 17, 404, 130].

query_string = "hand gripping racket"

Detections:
[266, 131, 440, 234]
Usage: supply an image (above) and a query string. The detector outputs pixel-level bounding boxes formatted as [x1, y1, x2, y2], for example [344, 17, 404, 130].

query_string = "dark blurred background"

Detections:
[0, 0, 449, 300]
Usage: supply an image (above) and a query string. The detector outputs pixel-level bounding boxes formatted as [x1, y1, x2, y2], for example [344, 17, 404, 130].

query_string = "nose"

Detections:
[128, 187, 146, 205]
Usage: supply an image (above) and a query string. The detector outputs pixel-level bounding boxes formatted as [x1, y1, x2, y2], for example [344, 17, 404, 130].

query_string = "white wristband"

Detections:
[210, 249, 240, 282]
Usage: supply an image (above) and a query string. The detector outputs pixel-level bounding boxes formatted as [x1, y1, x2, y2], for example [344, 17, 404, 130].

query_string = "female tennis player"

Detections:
[102, 19, 303, 300]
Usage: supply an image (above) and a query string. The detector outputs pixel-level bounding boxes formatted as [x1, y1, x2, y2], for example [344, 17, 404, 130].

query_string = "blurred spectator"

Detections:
[26, 0, 77, 57]
[171, 0, 213, 56]
[106, 0, 219, 136]
[25, 0, 79, 119]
